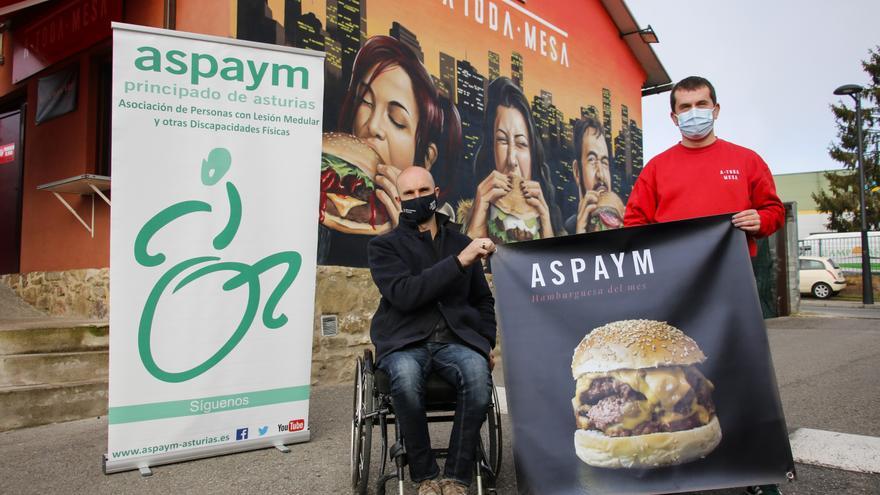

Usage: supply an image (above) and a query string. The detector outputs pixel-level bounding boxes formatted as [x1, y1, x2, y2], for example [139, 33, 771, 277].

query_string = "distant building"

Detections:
[432, 75, 449, 99]
[488, 51, 500, 81]
[456, 60, 485, 115]
[581, 105, 598, 120]
[774, 170, 849, 239]
[296, 13, 325, 51]
[511, 52, 523, 88]
[337, 0, 365, 82]
[629, 120, 644, 189]
[440, 52, 456, 103]
[456, 60, 486, 169]
[389, 22, 423, 62]
[284, 0, 302, 45]
[325, 36, 343, 80]
[237, 0, 280, 44]
[326, 0, 338, 35]
[613, 104, 632, 197]
[601, 88, 612, 149]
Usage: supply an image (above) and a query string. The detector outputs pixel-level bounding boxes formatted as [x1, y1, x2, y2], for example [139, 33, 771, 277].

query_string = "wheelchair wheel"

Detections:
[351, 356, 374, 495]
[479, 384, 503, 479]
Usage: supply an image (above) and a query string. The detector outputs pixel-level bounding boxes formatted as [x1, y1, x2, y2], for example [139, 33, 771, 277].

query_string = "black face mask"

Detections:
[400, 193, 438, 224]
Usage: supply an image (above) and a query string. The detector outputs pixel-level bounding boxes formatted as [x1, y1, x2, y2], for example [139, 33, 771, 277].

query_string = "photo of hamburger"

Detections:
[586, 191, 625, 232]
[319, 132, 391, 235]
[487, 175, 542, 243]
[571, 320, 722, 469]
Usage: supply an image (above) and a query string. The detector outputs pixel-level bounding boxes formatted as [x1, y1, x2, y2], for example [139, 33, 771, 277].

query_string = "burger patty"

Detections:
[323, 196, 390, 224]
[586, 396, 638, 431]
[575, 370, 716, 437]
[581, 376, 642, 403]
[685, 367, 716, 417]
[585, 395, 704, 437]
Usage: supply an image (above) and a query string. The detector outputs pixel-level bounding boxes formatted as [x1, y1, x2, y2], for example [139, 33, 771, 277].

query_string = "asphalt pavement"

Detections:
[1, 304, 879, 494]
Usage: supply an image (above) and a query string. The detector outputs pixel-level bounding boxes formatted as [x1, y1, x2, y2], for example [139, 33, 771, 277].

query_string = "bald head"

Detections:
[396, 166, 437, 202]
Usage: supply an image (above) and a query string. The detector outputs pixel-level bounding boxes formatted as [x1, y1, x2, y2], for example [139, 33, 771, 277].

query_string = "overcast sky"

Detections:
[626, 0, 880, 175]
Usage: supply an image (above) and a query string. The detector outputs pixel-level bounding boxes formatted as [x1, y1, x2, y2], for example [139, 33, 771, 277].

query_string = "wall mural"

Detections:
[235, 0, 646, 266]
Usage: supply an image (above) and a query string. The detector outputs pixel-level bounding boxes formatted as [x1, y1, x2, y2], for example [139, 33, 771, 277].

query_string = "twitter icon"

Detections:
[258, 426, 269, 436]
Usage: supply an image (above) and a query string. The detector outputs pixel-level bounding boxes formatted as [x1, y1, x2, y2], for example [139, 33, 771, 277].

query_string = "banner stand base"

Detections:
[274, 443, 291, 453]
[103, 430, 311, 475]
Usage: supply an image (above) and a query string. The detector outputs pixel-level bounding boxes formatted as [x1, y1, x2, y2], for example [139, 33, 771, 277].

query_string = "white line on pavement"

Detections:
[789, 428, 880, 474]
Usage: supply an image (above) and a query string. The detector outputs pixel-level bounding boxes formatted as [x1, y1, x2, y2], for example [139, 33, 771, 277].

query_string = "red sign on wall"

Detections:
[0, 143, 14, 164]
[12, 0, 122, 83]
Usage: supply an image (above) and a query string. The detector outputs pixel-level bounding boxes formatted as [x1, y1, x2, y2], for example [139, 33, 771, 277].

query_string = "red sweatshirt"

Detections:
[624, 139, 784, 256]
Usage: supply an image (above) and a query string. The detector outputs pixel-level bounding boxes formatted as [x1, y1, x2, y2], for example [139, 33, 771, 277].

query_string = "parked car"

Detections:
[798, 231, 880, 273]
[799, 256, 847, 299]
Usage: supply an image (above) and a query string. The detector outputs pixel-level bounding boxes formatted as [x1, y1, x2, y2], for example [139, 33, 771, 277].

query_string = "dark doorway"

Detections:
[0, 107, 24, 274]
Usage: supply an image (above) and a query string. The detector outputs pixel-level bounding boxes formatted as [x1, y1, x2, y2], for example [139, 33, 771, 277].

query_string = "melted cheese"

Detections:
[326, 192, 366, 217]
[572, 367, 713, 431]
[574, 375, 595, 400]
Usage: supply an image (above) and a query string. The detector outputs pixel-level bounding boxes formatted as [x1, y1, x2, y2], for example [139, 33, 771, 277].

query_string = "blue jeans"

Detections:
[378, 342, 492, 486]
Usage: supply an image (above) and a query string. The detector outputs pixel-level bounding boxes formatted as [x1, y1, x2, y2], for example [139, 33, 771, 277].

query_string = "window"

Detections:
[800, 259, 825, 270]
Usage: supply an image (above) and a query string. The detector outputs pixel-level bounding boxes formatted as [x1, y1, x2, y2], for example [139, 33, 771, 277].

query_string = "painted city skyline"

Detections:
[236, 0, 645, 211]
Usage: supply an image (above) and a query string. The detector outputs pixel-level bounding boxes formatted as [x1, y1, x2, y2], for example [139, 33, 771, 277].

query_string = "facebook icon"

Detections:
[236, 427, 249, 441]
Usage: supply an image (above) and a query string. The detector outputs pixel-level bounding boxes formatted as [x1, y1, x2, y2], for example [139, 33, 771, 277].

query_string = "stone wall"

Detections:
[310, 266, 380, 386]
[1, 269, 109, 319]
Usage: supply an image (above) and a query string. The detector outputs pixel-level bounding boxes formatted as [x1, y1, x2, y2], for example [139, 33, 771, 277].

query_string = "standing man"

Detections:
[625, 76, 784, 257]
[567, 117, 615, 234]
[367, 166, 497, 495]
[624, 76, 785, 495]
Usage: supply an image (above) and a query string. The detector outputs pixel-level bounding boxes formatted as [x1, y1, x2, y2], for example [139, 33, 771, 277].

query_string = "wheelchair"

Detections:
[350, 349, 502, 495]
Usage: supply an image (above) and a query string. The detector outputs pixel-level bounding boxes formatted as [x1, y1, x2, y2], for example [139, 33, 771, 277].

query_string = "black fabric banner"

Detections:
[36, 66, 78, 124]
[492, 214, 794, 494]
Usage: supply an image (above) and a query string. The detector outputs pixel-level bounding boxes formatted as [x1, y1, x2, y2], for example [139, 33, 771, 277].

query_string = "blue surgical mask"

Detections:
[676, 107, 715, 140]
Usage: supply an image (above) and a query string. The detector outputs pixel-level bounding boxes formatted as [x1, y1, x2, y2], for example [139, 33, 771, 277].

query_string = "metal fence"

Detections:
[798, 235, 880, 273]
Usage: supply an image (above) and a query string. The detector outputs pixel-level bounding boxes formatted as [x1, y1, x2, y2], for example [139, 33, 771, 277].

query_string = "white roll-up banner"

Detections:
[106, 23, 324, 473]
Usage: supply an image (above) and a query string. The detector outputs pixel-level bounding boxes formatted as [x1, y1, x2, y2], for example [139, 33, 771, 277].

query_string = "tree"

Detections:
[813, 46, 880, 232]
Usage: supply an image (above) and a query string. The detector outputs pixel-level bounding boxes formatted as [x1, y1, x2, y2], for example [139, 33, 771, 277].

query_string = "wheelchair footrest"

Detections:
[389, 441, 406, 462]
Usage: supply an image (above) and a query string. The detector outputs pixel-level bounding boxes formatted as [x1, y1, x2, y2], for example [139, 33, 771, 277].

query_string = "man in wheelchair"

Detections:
[367, 166, 497, 495]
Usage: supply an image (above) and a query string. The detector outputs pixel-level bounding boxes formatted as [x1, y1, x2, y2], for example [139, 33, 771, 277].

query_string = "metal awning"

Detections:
[37, 174, 111, 238]
[601, 0, 673, 95]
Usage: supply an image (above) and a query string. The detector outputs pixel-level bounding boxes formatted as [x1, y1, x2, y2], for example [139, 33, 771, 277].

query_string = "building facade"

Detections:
[0, 0, 669, 289]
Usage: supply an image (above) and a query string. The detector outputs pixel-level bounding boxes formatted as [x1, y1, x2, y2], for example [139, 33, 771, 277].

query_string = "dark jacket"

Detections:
[367, 214, 496, 364]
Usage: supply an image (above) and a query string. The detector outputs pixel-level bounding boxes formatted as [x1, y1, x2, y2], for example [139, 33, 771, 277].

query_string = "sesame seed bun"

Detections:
[571, 320, 706, 378]
[594, 191, 625, 217]
[493, 175, 540, 220]
[322, 132, 381, 177]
